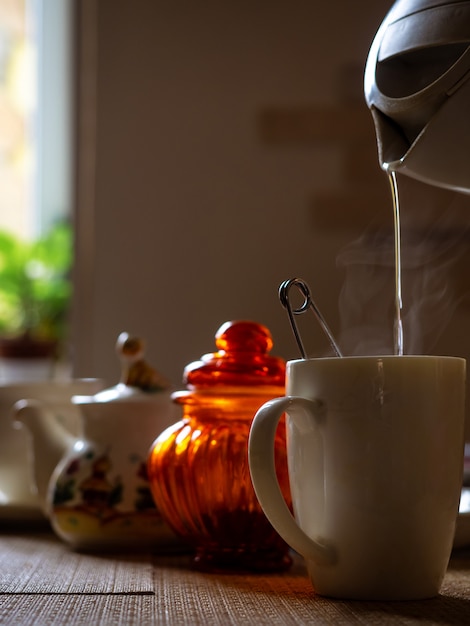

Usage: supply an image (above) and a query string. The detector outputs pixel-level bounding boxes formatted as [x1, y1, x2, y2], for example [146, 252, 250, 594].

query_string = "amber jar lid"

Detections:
[182, 320, 285, 389]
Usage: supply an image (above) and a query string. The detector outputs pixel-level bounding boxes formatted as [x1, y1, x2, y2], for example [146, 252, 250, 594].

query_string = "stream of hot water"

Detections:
[364, 0, 470, 358]
[388, 170, 404, 356]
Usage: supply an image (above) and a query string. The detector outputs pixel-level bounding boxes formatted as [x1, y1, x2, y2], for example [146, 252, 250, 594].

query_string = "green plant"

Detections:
[0, 221, 72, 345]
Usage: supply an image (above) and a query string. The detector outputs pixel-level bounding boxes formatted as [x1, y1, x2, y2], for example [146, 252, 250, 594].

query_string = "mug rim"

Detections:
[288, 355, 466, 365]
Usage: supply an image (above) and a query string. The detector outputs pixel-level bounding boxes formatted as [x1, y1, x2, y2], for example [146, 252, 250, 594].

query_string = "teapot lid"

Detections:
[73, 332, 171, 405]
[182, 320, 285, 389]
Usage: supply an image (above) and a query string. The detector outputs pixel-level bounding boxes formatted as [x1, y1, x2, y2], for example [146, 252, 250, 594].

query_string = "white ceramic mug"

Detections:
[248, 356, 466, 601]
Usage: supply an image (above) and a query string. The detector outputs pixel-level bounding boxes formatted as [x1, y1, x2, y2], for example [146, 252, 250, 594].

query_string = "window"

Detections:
[0, 0, 73, 240]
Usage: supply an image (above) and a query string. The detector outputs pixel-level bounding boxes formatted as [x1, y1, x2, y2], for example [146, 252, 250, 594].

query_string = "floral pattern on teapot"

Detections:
[49, 443, 168, 547]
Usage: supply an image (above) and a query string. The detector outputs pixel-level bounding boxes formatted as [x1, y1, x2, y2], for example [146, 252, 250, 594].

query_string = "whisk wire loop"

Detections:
[279, 278, 342, 359]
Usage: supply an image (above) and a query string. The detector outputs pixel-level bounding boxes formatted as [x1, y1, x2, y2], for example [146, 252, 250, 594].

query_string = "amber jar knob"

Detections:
[147, 320, 291, 572]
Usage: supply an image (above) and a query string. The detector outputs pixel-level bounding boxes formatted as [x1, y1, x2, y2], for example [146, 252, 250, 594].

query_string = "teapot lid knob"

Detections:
[116, 332, 171, 392]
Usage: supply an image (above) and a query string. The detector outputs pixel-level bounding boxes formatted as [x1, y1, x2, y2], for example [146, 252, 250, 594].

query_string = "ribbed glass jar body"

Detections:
[147, 389, 292, 572]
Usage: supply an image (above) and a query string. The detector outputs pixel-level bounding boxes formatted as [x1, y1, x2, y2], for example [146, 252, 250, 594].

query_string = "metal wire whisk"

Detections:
[278, 278, 343, 359]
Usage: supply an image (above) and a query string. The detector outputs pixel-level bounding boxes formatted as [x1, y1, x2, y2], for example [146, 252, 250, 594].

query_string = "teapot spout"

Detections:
[13, 399, 76, 514]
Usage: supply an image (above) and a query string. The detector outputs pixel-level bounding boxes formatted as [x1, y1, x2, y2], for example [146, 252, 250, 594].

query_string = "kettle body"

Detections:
[365, 0, 470, 193]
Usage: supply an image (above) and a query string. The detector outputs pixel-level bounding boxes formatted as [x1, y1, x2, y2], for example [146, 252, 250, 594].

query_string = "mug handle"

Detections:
[249, 396, 335, 565]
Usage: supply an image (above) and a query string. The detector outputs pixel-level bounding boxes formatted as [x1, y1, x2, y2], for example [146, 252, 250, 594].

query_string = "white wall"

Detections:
[73, 0, 395, 386]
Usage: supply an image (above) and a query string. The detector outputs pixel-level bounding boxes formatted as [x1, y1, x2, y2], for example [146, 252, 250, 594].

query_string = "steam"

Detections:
[336, 189, 470, 357]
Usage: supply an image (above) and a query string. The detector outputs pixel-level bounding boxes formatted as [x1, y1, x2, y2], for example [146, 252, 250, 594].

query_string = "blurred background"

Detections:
[2, 0, 470, 437]
[73, 0, 393, 379]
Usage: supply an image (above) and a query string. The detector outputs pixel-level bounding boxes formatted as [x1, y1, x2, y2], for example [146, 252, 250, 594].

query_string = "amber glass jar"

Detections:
[147, 320, 292, 572]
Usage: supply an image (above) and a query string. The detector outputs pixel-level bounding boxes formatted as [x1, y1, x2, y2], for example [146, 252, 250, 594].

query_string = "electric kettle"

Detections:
[365, 0, 470, 193]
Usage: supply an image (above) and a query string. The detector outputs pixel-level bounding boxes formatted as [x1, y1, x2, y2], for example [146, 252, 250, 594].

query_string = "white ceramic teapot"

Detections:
[13, 333, 183, 551]
[365, 0, 470, 193]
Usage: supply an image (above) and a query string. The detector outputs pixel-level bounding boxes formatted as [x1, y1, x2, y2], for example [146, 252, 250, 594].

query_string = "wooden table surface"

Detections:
[0, 528, 469, 625]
